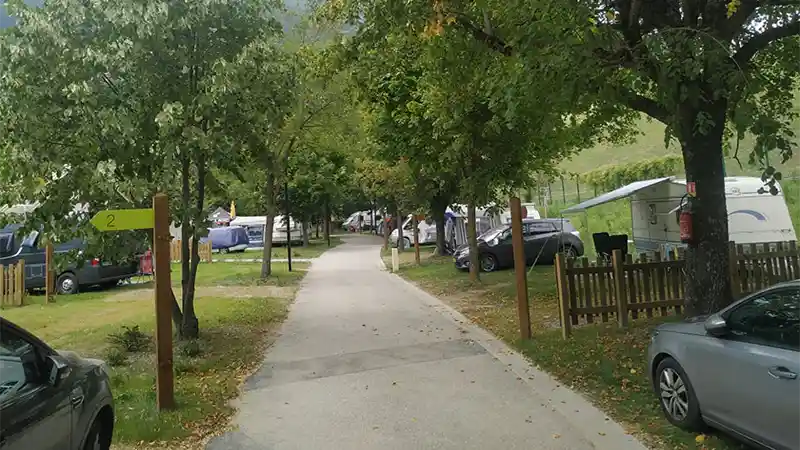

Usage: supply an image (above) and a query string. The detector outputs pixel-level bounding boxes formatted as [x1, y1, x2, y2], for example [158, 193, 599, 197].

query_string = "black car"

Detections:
[0, 317, 114, 450]
[0, 226, 139, 295]
[454, 218, 584, 272]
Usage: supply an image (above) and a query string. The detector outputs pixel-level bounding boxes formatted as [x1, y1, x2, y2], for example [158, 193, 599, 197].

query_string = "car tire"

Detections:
[82, 417, 111, 450]
[56, 272, 79, 295]
[219, 248, 229, 254]
[655, 357, 705, 431]
[560, 245, 577, 259]
[404, 237, 412, 249]
[480, 253, 498, 272]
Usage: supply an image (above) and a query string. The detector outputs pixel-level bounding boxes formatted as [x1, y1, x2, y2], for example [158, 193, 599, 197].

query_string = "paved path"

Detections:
[207, 235, 646, 450]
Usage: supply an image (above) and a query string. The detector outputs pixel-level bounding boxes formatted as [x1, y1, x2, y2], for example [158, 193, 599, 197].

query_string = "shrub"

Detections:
[107, 325, 152, 353]
[104, 347, 128, 367]
[178, 339, 203, 358]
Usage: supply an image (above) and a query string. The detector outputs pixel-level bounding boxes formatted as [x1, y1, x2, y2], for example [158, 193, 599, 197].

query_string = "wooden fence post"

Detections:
[728, 241, 741, 301]
[15, 260, 25, 306]
[555, 252, 572, 339]
[0, 264, 5, 306]
[612, 249, 628, 328]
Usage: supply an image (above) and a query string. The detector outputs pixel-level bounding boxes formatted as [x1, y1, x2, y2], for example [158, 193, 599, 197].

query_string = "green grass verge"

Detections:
[1, 262, 304, 448]
[171, 261, 308, 287]
[392, 256, 747, 450]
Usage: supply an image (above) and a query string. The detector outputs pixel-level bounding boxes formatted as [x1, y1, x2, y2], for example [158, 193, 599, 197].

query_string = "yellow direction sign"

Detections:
[90, 209, 154, 231]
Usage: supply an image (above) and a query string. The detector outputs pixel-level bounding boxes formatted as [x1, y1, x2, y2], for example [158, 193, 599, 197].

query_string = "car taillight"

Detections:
[91, 258, 100, 266]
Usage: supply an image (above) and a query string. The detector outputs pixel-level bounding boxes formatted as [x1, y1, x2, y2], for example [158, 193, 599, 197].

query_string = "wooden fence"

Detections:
[0, 261, 26, 307]
[555, 241, 800, 338]
[169, 240, 212, 263]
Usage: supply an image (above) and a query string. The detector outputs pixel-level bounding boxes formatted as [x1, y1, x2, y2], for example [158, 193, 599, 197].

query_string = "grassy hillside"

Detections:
[559, 95, 800, 178]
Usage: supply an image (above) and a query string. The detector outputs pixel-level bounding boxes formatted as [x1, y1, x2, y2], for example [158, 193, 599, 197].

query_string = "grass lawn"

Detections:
[171, 261, 308, 287]
[1, 261, 305, 449]
[211, 236, 343, 261]
[390, 253, 748, 450]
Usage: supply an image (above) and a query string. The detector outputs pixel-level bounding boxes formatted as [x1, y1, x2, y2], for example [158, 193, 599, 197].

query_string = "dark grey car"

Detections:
[0, 317, 114, 450]
[0, 226, 139, 295]
[647, 281, 799, 450]
[454, 218, 584, 272]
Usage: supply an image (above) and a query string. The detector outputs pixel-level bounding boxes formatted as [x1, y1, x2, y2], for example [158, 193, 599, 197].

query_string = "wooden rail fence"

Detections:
[555, 241, 800, 339]
[169, 240, 212, 263]
[0, 261, 26, 307]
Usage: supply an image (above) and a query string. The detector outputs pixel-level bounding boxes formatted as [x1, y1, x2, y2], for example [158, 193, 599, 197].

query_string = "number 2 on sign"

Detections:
[106, 214, 116, 229]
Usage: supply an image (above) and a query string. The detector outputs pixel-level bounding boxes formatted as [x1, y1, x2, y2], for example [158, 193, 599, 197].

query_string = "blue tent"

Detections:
[203, 226, 249, 251]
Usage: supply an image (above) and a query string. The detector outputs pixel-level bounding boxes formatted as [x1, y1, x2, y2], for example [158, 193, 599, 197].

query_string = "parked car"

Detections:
[0, 225, 139, 295]
[0, 317, 114, 450]
[454, 218, 583, 272]
[647, 280, 799, 450]
[203, 226, 249, 253]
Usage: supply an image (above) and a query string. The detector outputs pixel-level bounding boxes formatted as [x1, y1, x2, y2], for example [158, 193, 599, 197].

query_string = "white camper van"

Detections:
[562, 176, 797, 253]
[229, 215, 303, 246]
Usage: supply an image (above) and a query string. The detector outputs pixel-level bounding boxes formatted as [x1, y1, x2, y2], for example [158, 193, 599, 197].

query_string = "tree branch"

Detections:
[620, 88, 670, 124]
[733, 19, 800, 65]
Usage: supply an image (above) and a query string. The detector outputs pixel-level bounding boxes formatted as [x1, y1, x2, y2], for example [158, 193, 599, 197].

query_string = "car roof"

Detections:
[521, 218, 570, 223]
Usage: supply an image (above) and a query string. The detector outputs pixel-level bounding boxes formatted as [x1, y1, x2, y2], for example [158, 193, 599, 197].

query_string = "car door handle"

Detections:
[71, 394, 85, 408]
[768, 366, 797, 380]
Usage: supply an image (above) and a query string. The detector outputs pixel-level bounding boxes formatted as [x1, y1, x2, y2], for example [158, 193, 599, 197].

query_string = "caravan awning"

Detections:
[561, 177, 674, 213]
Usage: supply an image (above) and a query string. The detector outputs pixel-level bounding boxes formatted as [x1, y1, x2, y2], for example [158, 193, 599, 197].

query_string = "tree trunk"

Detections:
[413, 215, 421, 265]
[396, 209, 404, 251]
[679, 97, 732, 316]
[301, 219, 310, 247]
[431, 201, 447, 256]
[261, 172, 276, 278]
[179, 152, 194, 338]
[382, 212, 389, 250]
[315, 220, 320, 239]
[467, 203, 480, 282]
[323, 202, 331, 246]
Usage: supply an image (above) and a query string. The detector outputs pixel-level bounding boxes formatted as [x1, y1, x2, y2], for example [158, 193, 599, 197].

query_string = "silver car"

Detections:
[647, 280, 799, 450]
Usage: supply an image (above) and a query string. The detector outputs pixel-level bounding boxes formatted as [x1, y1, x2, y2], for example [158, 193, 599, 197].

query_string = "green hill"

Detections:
[559, 95, 800, 178]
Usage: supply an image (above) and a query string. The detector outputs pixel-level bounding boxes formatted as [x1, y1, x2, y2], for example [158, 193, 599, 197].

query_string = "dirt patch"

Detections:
[104, 285, 295, 303]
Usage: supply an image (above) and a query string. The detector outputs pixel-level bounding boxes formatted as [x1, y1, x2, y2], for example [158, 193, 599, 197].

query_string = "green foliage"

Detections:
[107, 325, 151, 353]
[580, 156, 684, 191]
[103, 347, 128, 367]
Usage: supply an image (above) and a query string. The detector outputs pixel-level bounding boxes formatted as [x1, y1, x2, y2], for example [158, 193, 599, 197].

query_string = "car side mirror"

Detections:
[46, 355, 71, 387]
[704, 313, 728, 337]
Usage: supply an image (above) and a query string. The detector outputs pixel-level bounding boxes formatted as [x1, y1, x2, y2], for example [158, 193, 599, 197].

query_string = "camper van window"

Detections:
[0, 234, 14, 257]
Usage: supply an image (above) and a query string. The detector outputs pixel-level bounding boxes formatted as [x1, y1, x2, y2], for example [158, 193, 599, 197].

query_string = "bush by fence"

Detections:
[170, 240, 212, 263]
[555, 241, 800, 338]
[1, 261, 26, 307]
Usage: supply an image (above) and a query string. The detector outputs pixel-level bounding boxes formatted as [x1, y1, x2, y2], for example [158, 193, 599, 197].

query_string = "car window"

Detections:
[523, 222, 556, 236]
[726, 288, 800, 351]
[0, 327, 47, 401]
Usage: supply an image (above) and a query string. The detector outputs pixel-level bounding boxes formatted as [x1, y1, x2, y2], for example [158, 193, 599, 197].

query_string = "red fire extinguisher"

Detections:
[678, 195, 693, 243]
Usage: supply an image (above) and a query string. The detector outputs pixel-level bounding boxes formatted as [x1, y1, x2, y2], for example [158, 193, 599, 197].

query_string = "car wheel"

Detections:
[480, 253, 498, 272]
[82, 417, 111, 450]
[219, 248, 229, 254]
[404, 237, 412, 249]
[56, 273, 79, 295]
[560, 245, 577, 259]
[655, 357, 704, 430]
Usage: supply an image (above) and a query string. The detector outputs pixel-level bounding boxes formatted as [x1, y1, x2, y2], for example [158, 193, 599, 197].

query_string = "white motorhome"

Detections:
[229, 215, 303, 246]
[562, 176, 797, 253]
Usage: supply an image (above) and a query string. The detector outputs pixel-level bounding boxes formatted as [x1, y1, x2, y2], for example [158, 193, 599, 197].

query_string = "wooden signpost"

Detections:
[89, 194, 174, 410]
[509, 196, 531, 339]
